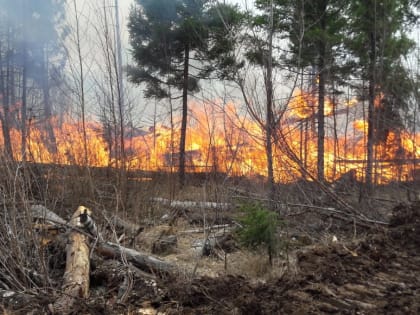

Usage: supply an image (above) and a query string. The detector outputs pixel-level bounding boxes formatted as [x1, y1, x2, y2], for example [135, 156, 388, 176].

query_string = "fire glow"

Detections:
[2, 89, 419, 184]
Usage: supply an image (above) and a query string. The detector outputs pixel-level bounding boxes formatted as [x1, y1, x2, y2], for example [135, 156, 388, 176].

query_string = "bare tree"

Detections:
[68, 0, 88, 165]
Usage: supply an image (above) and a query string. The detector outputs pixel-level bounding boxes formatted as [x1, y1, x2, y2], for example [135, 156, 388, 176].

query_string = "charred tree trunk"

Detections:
[366, 30, 376, 191]
[1, 32, 14, 159]
[72, 0, 88, 166]
[114, 0, 126, 171]
[265, 0, 276, 203]
[21, 50, 28, 161]
[179, 43, 190, 187]
[317, 9, 326, 183]
[41, 47, 58, 155]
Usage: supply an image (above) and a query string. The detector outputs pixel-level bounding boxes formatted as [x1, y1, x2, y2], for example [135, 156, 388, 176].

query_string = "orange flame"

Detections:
[288, 89, 336, 120]
[0, 92, 419, 184]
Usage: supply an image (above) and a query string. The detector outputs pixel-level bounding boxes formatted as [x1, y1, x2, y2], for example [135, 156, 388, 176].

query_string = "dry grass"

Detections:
[0, 158, 53, 293]
[0, 155, 415, 302]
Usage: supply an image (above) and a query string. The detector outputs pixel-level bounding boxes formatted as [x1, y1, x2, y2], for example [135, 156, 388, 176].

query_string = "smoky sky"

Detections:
[0, 0, 67, 79]
[0, 0, 66, 44]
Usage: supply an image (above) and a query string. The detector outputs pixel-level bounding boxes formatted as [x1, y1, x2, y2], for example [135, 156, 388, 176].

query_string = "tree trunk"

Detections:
[42, 47, 58, 155]
[179, 43, 190, 187]
[73, 0, 88, 166]
[366, 30, 376, 191]
[115, 0, 126, 170]
[21, 51, 28, 161]
[265, 0, 275, 203]
[1, 33, 14, 159]
[52, 206, 91, 314]
[317, 3, 326, 183]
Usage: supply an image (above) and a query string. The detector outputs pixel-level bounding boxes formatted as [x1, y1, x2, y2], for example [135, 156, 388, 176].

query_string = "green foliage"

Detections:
[346, 0, 418, 144]
[237, 202, 282, 264]
[128, 0, 244, 98]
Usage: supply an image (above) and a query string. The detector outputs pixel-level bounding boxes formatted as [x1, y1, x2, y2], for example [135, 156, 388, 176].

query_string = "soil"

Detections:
[3, 201, 420, 314]
[102, 201, 420, 314]
[147, 201, 420, 315]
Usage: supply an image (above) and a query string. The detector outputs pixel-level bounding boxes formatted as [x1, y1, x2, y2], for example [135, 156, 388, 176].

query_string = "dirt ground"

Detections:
[143, 201, 420, 315]
[4, 199, 419, 314]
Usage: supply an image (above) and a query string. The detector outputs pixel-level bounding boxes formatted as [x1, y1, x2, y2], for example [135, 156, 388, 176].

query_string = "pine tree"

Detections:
[286, 0, 349, 182]
[128, 0, 243, 187]
[346, 0, 417, 188]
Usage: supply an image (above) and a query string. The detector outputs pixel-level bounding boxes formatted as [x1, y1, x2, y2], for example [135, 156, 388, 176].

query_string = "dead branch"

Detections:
[96, 242, 175, 276]
[180, 224, 232, 234]
[283, 203, 389, 227]
[232, 192, 386, 229]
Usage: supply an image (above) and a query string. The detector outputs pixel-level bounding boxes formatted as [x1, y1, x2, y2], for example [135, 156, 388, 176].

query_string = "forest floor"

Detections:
[102, 200, 420, 315]
[2, 170, 420, 314]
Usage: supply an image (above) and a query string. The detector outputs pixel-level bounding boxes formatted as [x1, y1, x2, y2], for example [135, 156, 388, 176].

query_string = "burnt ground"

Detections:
[4, 200, 419, 314]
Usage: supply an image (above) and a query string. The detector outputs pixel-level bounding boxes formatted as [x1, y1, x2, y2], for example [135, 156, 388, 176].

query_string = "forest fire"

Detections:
[1, 90, 419, 184]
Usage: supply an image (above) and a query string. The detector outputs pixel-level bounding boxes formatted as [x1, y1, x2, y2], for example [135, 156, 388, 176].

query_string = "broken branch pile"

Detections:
[28, 205, 176, 314]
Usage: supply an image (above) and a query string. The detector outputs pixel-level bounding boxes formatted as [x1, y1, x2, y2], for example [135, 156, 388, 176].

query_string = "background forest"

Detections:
[0, 0, 419, 193]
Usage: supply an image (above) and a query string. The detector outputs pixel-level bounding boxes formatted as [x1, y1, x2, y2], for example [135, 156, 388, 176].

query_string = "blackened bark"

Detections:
[366, 30, 376, 190]
[179, 44, 190, 187]
[317, 2, 327, 183]
[21, 52, 27, 161]
[265, 3, 275, 203]
[1, 35, 14, 159]
[42, 49, 57, 154]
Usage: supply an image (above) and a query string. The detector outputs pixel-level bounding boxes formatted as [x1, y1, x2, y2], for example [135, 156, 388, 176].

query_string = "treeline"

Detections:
[0, 0, 419, 192]
[0, 0, 66, 159]
[127, 0, 420, 192]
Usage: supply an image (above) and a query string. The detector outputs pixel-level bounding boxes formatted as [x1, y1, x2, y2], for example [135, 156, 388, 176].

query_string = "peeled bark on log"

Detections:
[96, 241, 175, 276]
[31, 204, 67, 225]
[52, 206, 91, 314]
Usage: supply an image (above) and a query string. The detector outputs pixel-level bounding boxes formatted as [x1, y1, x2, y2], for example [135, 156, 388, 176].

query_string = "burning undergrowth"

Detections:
[1, 91, 419, 185]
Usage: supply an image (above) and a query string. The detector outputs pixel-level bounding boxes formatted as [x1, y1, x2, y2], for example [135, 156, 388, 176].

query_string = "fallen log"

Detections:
[96, 241, 175, 276]
[152, 197, 230, 210]
[30, 205, 176, 277]
[52, 206, 91, 314]
[31, 204, 67, 225]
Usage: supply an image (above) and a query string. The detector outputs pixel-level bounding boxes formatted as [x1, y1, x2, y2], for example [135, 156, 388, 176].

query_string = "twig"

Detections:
[282, 203, 389, 227]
